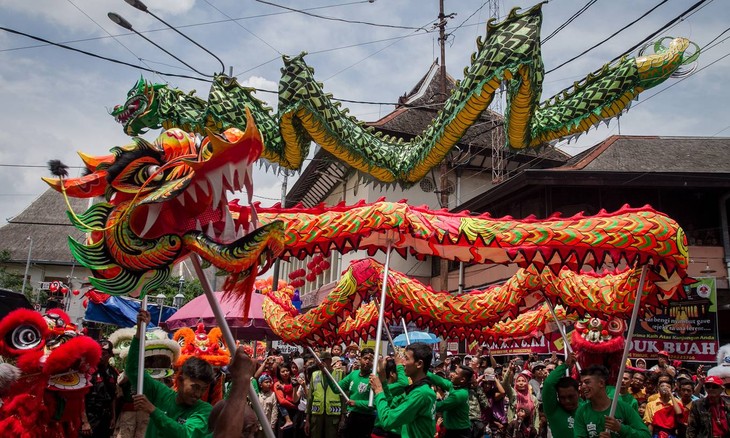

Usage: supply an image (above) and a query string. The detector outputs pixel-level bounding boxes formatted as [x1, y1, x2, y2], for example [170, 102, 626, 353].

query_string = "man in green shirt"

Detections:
[619, 371, 639, 412]
[371, 356, 410, 438]
[542, 352, 584, 438]
[339, 347, 377, 438]
[574, 365, 649, 438]
[429, 365, 473, 437]
[128, 310, 214, 438]
[370, 342, 437, 438]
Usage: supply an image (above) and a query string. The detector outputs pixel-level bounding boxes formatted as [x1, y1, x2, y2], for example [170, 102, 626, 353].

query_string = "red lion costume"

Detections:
[0, 309, 101, 438]
[570, 316, 627, 384]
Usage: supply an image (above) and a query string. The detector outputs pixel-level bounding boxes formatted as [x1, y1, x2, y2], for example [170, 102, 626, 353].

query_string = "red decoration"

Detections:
[82, 299, 88, 308]
[72, 289, 80, 296]
[60, 287, 69, 294]
[321, 260, 331, 269]
[49, 282, 59, 293]
[305, 273, 316, 282]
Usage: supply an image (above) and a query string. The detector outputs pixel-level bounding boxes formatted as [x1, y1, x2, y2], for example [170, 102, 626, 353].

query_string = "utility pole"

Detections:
[438, 0, 452, 292]
[489, 0, 505, 184]
[271, 170, 288, 292]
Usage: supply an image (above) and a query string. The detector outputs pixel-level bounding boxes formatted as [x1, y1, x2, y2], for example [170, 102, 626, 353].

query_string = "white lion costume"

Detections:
[707, 343, 730, 380]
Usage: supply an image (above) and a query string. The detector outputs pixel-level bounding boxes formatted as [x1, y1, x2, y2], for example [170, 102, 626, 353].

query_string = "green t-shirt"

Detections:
[542, 363, 587, 438]
[127, 336, 213, 438]
[339, 370, 376, 414]
[574, 398, 650, 438]
[620, 392, 639, 411]
[428, 372, 471, 430]
[375, 378, 436, 438]
[374, 365, 409, 432]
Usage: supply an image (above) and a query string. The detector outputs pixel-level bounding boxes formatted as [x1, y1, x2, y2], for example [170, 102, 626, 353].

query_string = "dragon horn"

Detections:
[42, 170, 109, 198]
[77, 151, 114, 171]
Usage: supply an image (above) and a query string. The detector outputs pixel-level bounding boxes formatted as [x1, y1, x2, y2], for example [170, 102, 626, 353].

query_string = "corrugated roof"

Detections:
[0, 189, 89, 264]
[562, 135, 730, 172]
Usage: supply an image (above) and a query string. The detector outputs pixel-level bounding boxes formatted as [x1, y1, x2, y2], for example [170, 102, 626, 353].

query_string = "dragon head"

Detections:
[111, 77, 166, 136]
[44, 111, 284, 298]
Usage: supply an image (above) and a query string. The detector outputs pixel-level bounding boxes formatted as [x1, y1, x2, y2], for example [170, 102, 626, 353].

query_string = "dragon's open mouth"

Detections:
[113, 95, 146, 126]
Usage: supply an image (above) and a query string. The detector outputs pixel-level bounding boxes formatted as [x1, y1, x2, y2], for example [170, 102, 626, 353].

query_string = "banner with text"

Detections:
[629, 277, 719, 362]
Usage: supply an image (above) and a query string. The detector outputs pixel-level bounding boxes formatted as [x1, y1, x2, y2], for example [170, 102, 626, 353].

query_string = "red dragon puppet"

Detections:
[0, 308, 101, 438]
[570, 316, 627, 383]
[173, 324, 231, 404]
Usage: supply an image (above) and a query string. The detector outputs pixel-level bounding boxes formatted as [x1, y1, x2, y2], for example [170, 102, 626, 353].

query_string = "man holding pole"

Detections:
[128, 310, 215, 438]
[306, 351, 344, 438]
[574, 365, 649, 438]
[338, 348, 377, 438]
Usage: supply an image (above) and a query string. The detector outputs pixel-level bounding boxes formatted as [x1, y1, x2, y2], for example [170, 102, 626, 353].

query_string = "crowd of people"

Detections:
[78, 310, 730, 438]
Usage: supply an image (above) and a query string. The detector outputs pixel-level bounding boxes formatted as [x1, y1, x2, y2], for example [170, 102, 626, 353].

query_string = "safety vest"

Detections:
[310, 370, 342, 416]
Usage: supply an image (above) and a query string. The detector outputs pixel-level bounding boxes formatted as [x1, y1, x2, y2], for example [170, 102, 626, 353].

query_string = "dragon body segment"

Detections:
[263, 258, 678, 345]
[233, 200, 689, 289]
[112, 4, 696, 184]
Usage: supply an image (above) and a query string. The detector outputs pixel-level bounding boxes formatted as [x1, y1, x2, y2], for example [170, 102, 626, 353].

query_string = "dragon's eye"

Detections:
[145, 165, 163, 181]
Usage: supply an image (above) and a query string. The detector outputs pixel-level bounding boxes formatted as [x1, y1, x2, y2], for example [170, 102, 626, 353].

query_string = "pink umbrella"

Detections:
[165, 292, 277, 340]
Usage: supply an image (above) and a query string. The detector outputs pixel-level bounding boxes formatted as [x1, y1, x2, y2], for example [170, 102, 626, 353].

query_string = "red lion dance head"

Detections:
[570, 316, 627, 384]
[0, 309, 101, 438]
[173, 324, 231, 404]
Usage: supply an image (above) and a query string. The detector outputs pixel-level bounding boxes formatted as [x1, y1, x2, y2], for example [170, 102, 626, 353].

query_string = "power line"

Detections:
[0, 26, 211, 83]
[202, 0, 283, 56]
[541, 0, 600, 44]
[449, 1, 490, 36]
[0, 1, 369, 53]
[546, 0, 672, 74]
[254, 0, 426, 31]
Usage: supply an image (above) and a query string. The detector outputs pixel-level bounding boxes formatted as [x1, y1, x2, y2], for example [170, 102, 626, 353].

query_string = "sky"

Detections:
[0, 0, 728, 225]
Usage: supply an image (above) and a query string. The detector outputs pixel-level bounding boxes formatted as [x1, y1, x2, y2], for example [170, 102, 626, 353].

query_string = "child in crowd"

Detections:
[505, 407, 538, 438]
[257, 375, 278, 435]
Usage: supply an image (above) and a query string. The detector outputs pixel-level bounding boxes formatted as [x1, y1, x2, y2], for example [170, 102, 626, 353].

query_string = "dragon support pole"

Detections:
[609, 264, 649, 417]
[190, 255, 275, 438]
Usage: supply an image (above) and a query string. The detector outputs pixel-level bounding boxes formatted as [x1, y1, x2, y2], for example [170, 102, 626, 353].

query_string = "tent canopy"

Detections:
[85, 295, 175, 328]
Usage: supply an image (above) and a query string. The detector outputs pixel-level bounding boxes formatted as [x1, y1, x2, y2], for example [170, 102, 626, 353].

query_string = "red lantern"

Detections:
[82, 299, 88, 308]
[321, 260, 331, 269]
[288, 272, 298, 280]
[60, 286, 69, 294]
[49, 281, 59, 293]
[305, 273, 316, 282]
[307, 261, 316, 270]
[72, 289, 80, 296]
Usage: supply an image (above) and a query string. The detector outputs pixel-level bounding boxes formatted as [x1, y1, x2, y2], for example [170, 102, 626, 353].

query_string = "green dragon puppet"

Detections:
[111, 4, 697, 184]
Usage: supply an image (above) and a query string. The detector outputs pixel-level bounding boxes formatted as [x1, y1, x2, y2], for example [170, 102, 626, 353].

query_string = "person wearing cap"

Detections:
[574, 365, 649, 438]
[256, 373, 279, 433]
[528, 361, 547, 401]
[650, 351, 677, 377]
[686, 375, 730, 438]
[83, 339, 119, 437]
[306, 351, 343, 438]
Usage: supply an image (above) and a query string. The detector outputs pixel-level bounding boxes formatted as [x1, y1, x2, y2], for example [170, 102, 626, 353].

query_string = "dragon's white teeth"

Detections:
[197, 180, 210, 197]
[141, 203, 162, 236]
[208, 170, 224, 207]
[195, 219, 203, 232]
[205, 221, 217, 239]
[236, 224, 245, 240]
[177, 193, 185, 207]
[224, 163, 236, 189]
[187, 184, 198, 204]
[222, 209, 236, 243]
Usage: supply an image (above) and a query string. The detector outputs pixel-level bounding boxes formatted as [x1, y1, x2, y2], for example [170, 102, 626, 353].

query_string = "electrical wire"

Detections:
[449, 1, 490, 36]
[0, 26, 211, 83]
[202, 0, 283, 56]
[254, 0, 426, 31]
[541, 0, 599, 44]
[0, 0, 369, 53]
[546, 0, 672, 74]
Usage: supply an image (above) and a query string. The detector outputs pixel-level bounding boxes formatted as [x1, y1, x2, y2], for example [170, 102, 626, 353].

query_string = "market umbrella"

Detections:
[165, 292, 277, 340]
[392, 331, 440, 347]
